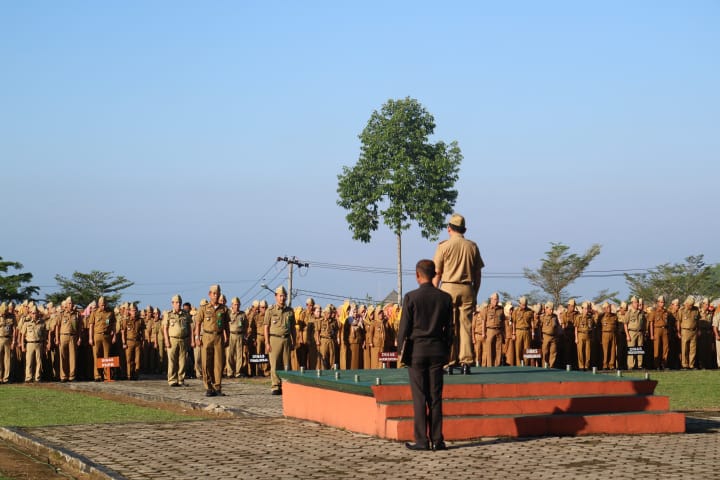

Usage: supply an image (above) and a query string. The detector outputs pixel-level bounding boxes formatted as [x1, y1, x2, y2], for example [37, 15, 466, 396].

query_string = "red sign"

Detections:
[95, 356, 120, 368]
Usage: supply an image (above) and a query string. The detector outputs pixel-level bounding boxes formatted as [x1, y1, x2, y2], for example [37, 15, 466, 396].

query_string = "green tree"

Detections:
[337, 97, 462, 303]
[0, 257, 39, 302]
[47, 270, 134, 306]
[624, 255, 716, 302]
[523, 242, 602, 306]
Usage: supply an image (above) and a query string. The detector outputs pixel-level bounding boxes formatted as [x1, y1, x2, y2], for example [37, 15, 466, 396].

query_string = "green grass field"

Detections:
[622, 370, 720, 411]
[0, 385, 198, 428]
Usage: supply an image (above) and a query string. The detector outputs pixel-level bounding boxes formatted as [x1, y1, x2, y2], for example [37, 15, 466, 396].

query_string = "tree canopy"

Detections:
[624, 255, 718, 302]
[46, 270, 134, 306]
[0, 257, 39, 303]
[523, 242, 602, 306]
[337, 97, 462, 302]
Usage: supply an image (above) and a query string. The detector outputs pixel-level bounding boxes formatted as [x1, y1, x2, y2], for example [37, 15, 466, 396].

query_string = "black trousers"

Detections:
[407, 354, 445, 446]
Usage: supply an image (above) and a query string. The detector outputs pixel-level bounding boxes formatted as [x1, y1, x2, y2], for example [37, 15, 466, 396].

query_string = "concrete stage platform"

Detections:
[278, 366, 685, 440]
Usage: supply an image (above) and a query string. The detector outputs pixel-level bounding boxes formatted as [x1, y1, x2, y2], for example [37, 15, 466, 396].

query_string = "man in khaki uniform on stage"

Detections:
[512, 297, 534, 366]
[88, 297, 116, 381]
[433, 213, 483, 374]
[539, 302, 560, 368]
[317, 304, 339, 369]
[194, 285, 230, 396]
[164, 294, 191, 386]
[121, 303, 144, 380]
[676, 296, 699, 369]
[574, 301, 595, 370]
[624, 296, 646, 370]
[264, 285, 295, 395]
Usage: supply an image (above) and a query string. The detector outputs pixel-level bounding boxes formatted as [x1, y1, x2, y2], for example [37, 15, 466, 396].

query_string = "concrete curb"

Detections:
[0, 426, 125, 480]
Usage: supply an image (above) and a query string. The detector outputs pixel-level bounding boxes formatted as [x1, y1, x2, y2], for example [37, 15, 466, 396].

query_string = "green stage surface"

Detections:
[278, 366, 647, 396]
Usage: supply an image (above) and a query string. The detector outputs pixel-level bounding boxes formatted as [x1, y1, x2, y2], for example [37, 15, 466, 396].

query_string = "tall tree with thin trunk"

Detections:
[47, 270, 134, 306]
[523, 243, 602, 306]
[0, 257, 39, 302]
[337, 97, 462, 303]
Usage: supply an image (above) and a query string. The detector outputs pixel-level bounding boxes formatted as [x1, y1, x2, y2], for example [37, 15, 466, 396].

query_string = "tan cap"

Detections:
[544, 301, 554, 309]
[275, 285, 287, 295]
[171, 294, 182, 303]
[657, 295, 665, 302]
[630, 296, 638, 302]
[324, 304, 334, 313]
[231, 297, 240, 305]
[602, 301, 610, 309]
[684, 295, 695, 305]
[209, 284, 221, 293]
[568, 299, 576, 305]
[200, 299, 208, 306]
[620, 301, 627, 309]
[252, 300, 259, 307]
[98, 296, 106, 304]
[448, 213, 465, 229]
[306, 297, 315, 305]
[519, 296, 527, 305]
[259, 300, 268, 307]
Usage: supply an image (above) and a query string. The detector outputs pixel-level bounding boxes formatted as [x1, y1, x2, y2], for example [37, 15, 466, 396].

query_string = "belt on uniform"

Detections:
[602, 330, 615, 333]
[171, 336, 188, 339]
[126, 337, 139, 341]
[578, 330, 591, 334]
[270, 334, 288, 338]
[60, 333, 77, 336]
[0, 335, 12, 338]
[203, 330, 221, 335]
[230, 331, 244, 335]
[628, 329, 640, 332]
[442, 281, 472, 285]
[515, 327, 529, 331]
[654, 326, 667, 329]
[681, 328, 697, 331]
[320, 336, 334, 339]
[26, 340, 42, 343]
[486, 326, 501, 330]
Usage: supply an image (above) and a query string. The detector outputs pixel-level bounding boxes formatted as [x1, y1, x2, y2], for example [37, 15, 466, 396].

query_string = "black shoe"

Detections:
[405, 442, 430, 451]
[433, 441, 447, 451]
[216, 391, 225, 396]
[461, 364, 471, 375]
[170, 383, 180, 387]
[271, 389, 282, 396]
[205, 390, 216, 397]
[443, 366, 454, 375]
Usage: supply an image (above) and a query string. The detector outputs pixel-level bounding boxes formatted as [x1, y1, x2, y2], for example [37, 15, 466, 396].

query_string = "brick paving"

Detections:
[4, 376, 720, 480]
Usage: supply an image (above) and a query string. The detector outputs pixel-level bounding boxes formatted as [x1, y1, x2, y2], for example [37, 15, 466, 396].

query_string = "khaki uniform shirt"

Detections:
[599, 312, 618, 333]
[433, 235, 484, 285]
[264, 305, 295, 338]
[1, 314, 15, 338]
[21, 320, 46, 342]
[123, 316, 145, 341]
[480, 305, 505, 330]
[576, 314, 594, 334]
[625, 307, 646, 333]
[59, 311, 80, 336]
[540, 314, 559, 337]
[198, 303, 230, 334]
[229, 311, 247, 335]
[513, 307, 534, 331]
[319, 316, 339, 343]
[89, 308, 116, 336]
[677, 306, 699, 330]
[165, 310, 191, 338]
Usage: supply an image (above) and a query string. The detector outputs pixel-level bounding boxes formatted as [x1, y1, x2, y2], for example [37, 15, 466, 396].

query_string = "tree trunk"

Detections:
[397, 232, 403, 305]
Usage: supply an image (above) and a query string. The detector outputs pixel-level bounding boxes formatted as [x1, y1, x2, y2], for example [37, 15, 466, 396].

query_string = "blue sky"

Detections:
[2, 1, 718, 307]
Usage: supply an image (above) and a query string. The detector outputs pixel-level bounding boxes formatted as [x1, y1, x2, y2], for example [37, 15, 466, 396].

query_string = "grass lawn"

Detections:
[623, 370, 720, 411]
[0, 385, 198, 428]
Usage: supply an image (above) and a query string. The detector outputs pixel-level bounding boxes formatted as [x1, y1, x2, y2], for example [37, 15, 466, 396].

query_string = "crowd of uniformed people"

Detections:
[1, 291, 719, 386]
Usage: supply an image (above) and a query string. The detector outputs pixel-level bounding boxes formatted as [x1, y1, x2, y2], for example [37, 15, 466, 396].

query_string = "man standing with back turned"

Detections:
[398, 259, 454, 452]
[433, 213, 483, 374]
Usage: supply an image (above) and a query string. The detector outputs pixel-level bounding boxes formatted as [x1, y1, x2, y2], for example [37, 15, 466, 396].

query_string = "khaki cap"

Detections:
[306, 297, 315, 305]
[252, 300, 259, 307]
[518, 296, 527, 305]
[171, 294, 182, 303]
[275, 285, 287, 295]
[544, 301, 554, 309]
[568, 299, 576, 305]
[620, 301, 627, 309]
[259, 300, 268, 307]
[630, 296, 638, 302]
[231, 297, 240, 305]
[684, 295, 695, 305]
[448, 213, 465, 229]
[657, 295, 665, 302]
[209, 284, 221, 293]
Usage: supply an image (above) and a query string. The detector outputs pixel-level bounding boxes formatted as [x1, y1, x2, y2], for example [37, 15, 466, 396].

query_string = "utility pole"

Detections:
[276, 256, 308, 306]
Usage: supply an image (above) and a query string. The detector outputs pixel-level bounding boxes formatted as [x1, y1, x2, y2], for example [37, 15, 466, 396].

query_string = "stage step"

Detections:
[385, 410, 687, 439]
[378, 393, 671, 417]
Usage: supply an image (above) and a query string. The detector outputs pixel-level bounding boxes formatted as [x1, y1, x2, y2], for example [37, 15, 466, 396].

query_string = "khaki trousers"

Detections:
[125, 339, 141, 379]
[168, 337, 187, 385]
[269, 335, 291, 391]
[226, 333, 246, 377]
[0, 338, 13, 382]
[627, 331, 644, 369]
[601, 331, 617, 369]
[653, 328, 669, 368]
[515, 330, 531, 366]
[92, 335, 112, 380]
[679, 329, 697, 368]
[541, 335, 557, 368]
[484, 329, 503, 367]
[201, 333, 224, 392]
[320, 338, 336, 369]
[59, 335, 77, 381]
[440, 282, 475, 366]
[25, 342, 43, 381]
[577, 334, 592, 369]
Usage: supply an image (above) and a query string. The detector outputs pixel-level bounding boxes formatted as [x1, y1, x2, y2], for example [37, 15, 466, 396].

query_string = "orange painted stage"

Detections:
[278, 367, 685, 440]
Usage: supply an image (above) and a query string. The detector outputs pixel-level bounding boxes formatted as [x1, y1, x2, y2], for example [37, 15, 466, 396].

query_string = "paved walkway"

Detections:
[3, 376, 720, 480]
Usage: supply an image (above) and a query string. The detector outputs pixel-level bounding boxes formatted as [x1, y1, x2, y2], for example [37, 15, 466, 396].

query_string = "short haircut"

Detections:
[448, 223, 466, 234]
[416, 259, 436, 280]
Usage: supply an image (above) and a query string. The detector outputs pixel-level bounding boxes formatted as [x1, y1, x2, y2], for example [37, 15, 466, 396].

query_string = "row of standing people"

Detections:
[471, 294, 720, 371]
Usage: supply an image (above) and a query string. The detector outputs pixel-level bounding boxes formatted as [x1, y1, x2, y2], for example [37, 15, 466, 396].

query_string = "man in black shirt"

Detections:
[397, 259, 454, 451]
